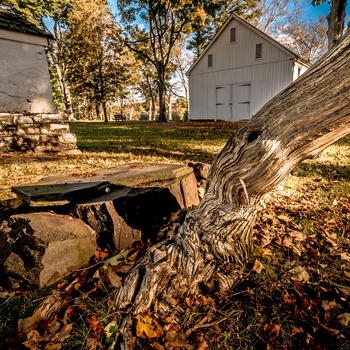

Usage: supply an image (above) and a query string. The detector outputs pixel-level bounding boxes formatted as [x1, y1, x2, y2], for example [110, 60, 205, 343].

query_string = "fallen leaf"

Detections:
[290, 323, 303, 337]
[88, 314, 105, 338]
[104, 265, 123, 288]
[263, 321, 280, 340]
[18, 309, 42, 335]
[277, 215, 291, 223]
[185, 296, 194, 307]
[326, 219, 337, 227]
[164, 331, 191, 349]
[94, 249, 109, 261]
[42, 342, 62, 350]
[340, 252, 350, 262]
[22, 330, 41, 350]
[197, 340, 209, 350]
[103, 249, 129, 268]
[252, 259, 264, 274]
[337, 313, 350, 326]
[288, 230, 307, 241]
[283, 237, 293, 248]
[321, 299, 337, 311]
[289, 266, 310, 283]
[135, 314, 164, 340]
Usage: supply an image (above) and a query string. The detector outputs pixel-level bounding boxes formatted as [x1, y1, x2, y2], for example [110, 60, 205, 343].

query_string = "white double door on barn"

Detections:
[216, 82, 251, 121]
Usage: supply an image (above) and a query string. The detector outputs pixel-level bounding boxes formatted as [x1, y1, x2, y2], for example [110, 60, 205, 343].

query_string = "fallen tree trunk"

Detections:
[115, 31, 350, 348]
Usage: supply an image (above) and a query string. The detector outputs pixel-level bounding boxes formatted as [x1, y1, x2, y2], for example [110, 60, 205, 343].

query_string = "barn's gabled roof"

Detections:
[187, 13, 310, 75]
[0, 9, 52, 38]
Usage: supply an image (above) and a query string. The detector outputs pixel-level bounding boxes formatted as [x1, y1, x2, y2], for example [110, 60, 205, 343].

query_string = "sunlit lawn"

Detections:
[0, 121, 238, 202]
[0, 120, 349, 204]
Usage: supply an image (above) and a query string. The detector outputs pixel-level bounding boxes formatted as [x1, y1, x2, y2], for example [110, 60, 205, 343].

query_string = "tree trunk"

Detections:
[115, 32, 350, 349]
[327, 0, 347, 49]
[55, 63, 75, 120]
[103, 101, 108, 122]
[157, 62, 167, 123]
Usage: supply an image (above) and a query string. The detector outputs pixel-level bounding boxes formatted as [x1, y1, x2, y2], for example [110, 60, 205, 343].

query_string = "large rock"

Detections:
[12, 164, 200, 252]
[75, 171, 200, 251]
[0, 212, 96, 289]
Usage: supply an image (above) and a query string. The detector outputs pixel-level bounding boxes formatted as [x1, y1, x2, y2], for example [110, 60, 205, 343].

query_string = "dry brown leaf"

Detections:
[18, 293, 64, 336]
[42, 342, 62, 350]
[164, 331, 192, 349]
[94, 249, 109, 261]
[84, 338, 101, 349]
[289, 230, 307, 241]
[104, 265, 123, 288]
[290, 324, 303, 337]
[88, 314, 105, 338]
[150, 342, 165, 350]
[18, 309, 42, 335]
[282, 237, 293, 248]
[337, 313, 350, 326]
[289, 266, 310, 283]
[135, 314, 164, 340]
[185, 296, 194, 307]
[197, 340, 209, 350]
[321, 299, 338, 311]
[22, 330, 41, 350]
[263, 321, 280, 340]
[277, 215, 291, 223]
[326, 219, 337, 227]
[252, 259, 264, 274]
[340, 252, 350, 262]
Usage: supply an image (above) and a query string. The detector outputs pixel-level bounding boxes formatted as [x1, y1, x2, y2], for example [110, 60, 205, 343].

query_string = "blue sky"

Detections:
[107, 1, 350, 24]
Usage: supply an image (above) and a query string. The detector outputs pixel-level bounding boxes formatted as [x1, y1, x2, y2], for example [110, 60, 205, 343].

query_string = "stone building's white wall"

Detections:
[0, 29, 56, 113]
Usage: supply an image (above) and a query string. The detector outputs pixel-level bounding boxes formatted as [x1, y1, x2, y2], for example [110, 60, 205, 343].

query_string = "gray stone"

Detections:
[0, 212, 96, 289]
[16, 115, 33, 124]
[0, 113, 79, 153]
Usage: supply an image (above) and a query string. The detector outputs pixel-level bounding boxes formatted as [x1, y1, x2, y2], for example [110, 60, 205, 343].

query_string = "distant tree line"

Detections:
[0, 0, 346, 122]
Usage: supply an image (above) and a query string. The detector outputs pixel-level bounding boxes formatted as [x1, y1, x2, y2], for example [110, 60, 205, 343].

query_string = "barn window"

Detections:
[255, 43, 262, 59]
[208, 54, 213, 68]
[230, 27, 236, 42]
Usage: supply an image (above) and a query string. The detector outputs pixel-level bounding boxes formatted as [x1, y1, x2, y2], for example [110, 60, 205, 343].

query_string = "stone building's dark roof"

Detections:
[0, 9, 52, 38]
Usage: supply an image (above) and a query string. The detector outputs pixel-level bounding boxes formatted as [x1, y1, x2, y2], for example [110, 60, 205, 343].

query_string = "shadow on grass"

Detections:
[69, 121, 236, 163]
[294, 162, 350, 181]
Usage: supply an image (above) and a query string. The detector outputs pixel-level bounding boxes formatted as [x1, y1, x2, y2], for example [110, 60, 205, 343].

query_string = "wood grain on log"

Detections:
[115, 32, 350, 349]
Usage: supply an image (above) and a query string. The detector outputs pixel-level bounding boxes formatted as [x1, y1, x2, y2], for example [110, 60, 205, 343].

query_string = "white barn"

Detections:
[187, 13, 310, 122]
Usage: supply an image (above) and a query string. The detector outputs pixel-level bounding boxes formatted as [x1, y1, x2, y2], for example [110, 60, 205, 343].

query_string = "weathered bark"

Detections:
[115, 32, 350, 348]
[327, 0, 347, 49]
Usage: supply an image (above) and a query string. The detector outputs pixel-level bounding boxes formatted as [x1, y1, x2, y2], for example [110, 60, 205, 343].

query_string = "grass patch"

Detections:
[0, 121, 238, 202]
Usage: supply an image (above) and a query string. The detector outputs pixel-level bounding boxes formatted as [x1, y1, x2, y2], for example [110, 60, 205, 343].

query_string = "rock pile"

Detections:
[0, 113, 79, 153]
[0, 163, 210, 290]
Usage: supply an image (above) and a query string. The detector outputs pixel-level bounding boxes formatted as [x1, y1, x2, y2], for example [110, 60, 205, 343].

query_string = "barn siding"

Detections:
[189, 15, 306, 121]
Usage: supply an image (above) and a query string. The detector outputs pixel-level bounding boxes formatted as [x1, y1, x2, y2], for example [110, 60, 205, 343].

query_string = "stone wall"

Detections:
[0, 113, 79, 153]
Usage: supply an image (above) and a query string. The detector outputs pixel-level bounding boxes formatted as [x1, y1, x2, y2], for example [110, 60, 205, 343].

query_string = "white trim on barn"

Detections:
[187, 13, 309, 122]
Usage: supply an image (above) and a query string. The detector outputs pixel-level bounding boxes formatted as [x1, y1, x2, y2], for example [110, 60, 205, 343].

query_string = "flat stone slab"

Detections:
[12, 181, 111, 206]
[12, 163, 194, 206]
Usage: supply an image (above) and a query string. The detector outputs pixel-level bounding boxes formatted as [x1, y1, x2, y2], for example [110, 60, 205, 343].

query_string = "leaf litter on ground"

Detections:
[0, 123, 350, 349]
